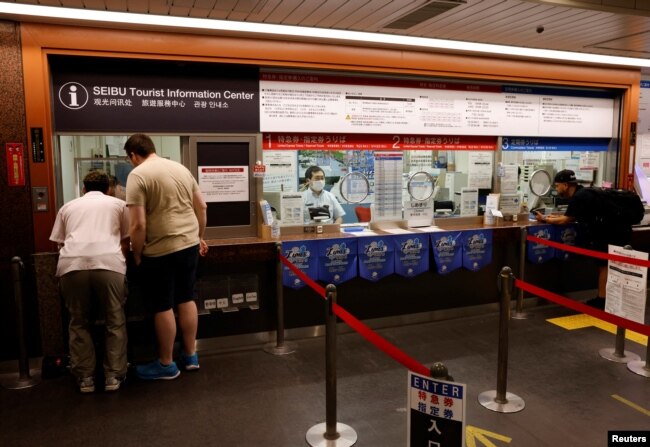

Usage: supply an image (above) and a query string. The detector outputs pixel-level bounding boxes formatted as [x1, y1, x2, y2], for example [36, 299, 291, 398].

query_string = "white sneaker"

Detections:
[104, 376, 125, 392]
[78, 377, 95, 393]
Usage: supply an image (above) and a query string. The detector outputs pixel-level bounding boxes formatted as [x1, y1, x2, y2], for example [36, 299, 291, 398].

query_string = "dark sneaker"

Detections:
[78, 377, 95, 393]
[136, 360, 180, 380]
[105, 376, 125, 392]
[180, 352, 200, 371]
[585, 297, 606, 310]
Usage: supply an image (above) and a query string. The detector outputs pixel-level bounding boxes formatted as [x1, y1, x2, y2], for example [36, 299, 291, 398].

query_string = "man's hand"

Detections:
[535, 211, 546, 223]
[199, 239, 208, 257]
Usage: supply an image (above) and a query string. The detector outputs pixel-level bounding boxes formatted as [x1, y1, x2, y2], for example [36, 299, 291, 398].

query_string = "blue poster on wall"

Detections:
[431, 232, 463, 275]
[358, 235, 394, 281]
[394, 233, 429, 278]
[462, 230, 493, 272]
[527, 225, 555, 264]
[318, 238, 358, 285]
[281, 241, 319, 289]
[554, 224, 577, 260]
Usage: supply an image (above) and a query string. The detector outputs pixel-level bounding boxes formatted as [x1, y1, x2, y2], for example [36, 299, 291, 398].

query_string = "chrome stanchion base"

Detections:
[263, 342, 296, 356]
[511, 311, 530, 320]
[626, 360, 650, 377]
[1, 371, 42, 390]
[478, 390, 525, 413]
[306, 423, 357, 447]
[598, 348, 640, 363]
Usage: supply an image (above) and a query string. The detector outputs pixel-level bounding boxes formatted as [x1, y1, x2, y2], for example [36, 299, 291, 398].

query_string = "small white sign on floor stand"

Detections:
[407, 371, 466, 447]
[605, 245, 648, 323]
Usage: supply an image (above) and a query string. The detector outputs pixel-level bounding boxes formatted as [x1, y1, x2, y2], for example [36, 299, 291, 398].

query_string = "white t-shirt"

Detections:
[50, 191, 129, 277]
[302, 188, 346, 224]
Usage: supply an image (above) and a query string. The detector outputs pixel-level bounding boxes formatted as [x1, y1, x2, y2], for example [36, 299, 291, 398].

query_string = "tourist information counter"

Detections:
[34, 216, 635, 359]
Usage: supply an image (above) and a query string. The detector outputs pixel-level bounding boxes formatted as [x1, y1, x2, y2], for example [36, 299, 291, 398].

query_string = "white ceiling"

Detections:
[4, 0, 650, 66]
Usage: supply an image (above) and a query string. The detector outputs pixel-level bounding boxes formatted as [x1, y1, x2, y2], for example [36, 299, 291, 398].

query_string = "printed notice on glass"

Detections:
[605, 245, 648, 324]
[281, 193, 304, 226]
[199, 166, 249, 203]
[500, 164, 519, 194]
[578, 152, 600, 170]
[263, 150, 297, 192]
[374, 152, 403, 221]
[468, 152, 493, 188]
[460, 187, 479, 216]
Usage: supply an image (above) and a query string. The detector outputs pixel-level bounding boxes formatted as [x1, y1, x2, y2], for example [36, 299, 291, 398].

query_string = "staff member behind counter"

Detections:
[302, 166, 345, 224]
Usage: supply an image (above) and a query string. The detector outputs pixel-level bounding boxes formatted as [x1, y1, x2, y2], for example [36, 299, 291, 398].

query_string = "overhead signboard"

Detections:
[50, 55, 259, 133]
[502, 137, 610, 151]
[260, 71, 615, 137]
[263, 133, 497, 150]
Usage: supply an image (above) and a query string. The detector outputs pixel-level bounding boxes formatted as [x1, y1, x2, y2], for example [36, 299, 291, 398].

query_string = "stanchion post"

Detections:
[599, 245, 641, 364]
[512, 227, 529, 320]
[478, 266, 524, 413]
[306, 284, 357, 447]
[627, 341, 650, 378]
[1, 257, 41, 390]
[599, 326, 640, 363]
[325, 284, 338, 439]
[264, 243, 295, 355]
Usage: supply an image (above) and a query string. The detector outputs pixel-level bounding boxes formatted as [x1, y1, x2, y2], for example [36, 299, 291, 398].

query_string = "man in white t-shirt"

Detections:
[50, 170, 130, 393]
[302, 165, 346, 224]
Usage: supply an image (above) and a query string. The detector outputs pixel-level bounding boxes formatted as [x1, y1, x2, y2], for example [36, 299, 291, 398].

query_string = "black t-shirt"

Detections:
[565, 185, 631, 250]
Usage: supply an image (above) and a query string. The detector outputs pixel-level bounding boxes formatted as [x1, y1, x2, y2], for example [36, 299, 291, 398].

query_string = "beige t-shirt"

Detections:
[126, 156, 200, 257]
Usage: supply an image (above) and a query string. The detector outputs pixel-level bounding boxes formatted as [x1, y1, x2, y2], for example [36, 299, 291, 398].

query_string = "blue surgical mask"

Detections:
[311, 180, 325, 192]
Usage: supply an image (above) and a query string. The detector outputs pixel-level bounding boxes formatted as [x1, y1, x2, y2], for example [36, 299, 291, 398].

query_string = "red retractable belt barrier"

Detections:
[527, 235, 650, 268]
[523, 235, 650, 336]
[279, 253, 431, 377]
[515, 279, 650, 337]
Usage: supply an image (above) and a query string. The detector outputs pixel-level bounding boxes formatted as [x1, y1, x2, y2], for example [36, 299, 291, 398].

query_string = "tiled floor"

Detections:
[0, 304, 648, 447]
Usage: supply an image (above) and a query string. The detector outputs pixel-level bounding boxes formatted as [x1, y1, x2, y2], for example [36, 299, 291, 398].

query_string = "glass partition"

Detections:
[55, 135, 182, 206]
[262, 145, 615, 225]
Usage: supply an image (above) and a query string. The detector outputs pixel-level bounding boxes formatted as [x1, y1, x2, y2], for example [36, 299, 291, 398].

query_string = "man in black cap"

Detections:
[535, 169, 632, 309]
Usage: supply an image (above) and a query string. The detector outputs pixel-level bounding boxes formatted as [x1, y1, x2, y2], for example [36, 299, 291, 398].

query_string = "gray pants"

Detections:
[60, 270, 127, 379]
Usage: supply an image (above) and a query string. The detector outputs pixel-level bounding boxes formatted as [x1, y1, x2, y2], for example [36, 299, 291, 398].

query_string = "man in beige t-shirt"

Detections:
[125, 133, 208, 380]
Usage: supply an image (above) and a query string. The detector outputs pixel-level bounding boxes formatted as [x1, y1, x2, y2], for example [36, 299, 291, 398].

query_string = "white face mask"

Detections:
[311, 180, 325, 192]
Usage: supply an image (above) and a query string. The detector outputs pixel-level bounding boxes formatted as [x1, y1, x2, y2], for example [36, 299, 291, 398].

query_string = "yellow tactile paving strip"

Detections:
[547, 314, 648, 347]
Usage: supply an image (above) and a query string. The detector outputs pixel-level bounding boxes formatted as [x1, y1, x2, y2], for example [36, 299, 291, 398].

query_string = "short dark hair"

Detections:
[305, 165, 325, 182]
[83, 170, 110, 193]
[124, 133, 156, 158]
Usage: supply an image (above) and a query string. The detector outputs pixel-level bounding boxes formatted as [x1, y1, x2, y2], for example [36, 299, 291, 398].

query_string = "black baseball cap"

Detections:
[554, 169, 577, 183]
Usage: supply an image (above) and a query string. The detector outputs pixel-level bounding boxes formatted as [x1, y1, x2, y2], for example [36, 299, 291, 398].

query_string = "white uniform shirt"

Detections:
[302, 188, 346, 224]
[50, 191, 130, 277]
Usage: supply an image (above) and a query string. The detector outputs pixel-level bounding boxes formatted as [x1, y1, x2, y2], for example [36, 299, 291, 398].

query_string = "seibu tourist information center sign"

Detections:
[49, 55, 259, 133]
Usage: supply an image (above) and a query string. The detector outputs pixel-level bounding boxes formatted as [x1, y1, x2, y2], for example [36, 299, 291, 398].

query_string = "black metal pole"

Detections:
[515, 227, 527, 314]
[11, 257, 30, 380]
[325, 284, 340, 441]
[275, 243, 285, 348]
[496, 266, 512, 404]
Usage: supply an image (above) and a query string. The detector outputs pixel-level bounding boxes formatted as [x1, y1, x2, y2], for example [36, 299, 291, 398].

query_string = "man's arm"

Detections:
[128, 205, 146, 265]
[193, 189, 208, 256]
[120, 238, 131, 259]
[535, 211, 575, 225]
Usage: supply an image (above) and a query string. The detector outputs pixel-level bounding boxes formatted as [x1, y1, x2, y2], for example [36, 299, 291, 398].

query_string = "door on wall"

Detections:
[189, 135, 258, 238]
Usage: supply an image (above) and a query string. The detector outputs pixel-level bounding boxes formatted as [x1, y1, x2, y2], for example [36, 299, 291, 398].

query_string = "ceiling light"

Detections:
[0, 2, 649, 68]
